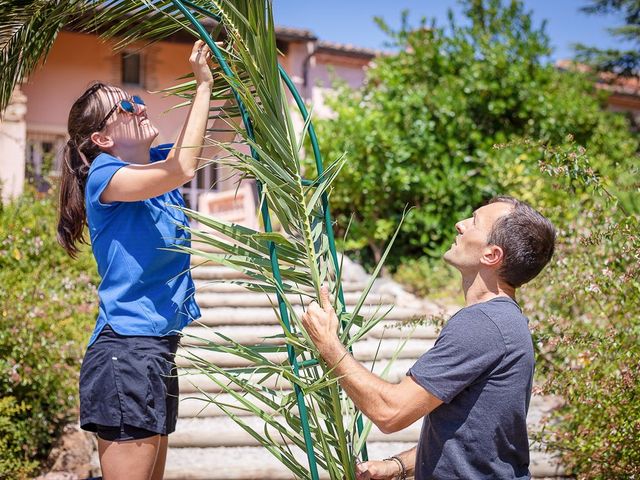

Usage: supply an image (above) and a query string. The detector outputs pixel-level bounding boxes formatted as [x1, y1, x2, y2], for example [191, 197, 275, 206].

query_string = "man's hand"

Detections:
[355, 460, 400, 480]
[301, 286, 340, 352]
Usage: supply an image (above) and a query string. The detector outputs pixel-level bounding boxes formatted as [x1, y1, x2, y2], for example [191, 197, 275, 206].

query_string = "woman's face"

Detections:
[96, 87, 159, 149]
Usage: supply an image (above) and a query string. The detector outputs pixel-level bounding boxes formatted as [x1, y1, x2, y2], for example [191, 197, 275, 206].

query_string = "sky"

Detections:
[272, 0, 628, 61]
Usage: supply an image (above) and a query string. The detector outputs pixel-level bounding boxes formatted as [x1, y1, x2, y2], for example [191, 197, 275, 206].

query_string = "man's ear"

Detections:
[481, 244, 504, 269]
[90, 131, 113, 150]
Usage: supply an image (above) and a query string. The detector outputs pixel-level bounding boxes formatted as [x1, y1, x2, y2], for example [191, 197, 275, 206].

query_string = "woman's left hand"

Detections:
[190, 40, 214, 88]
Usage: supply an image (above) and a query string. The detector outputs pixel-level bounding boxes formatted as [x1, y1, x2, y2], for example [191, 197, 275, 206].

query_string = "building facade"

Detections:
[0, 26, 376, 214]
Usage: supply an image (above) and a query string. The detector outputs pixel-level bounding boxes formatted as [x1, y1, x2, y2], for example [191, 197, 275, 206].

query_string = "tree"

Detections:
[1, 1, 88, 111]
[312, 0, 638, 269]
[575, 0, 640, 77]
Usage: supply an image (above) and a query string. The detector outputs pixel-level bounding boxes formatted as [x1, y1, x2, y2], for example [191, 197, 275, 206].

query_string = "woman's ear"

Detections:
[90, 131, 113, 150]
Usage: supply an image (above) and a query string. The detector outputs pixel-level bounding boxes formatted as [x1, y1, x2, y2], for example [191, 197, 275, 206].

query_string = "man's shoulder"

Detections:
[443, 302, 505, 344]
[459, 298, 533, 356]
[446, 297, 529, 342]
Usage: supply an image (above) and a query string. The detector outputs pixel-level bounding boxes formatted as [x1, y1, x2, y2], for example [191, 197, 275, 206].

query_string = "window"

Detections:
[121, 52, 143, 86]
[181, 164, 218, 210]
[26, 132, 66, 193]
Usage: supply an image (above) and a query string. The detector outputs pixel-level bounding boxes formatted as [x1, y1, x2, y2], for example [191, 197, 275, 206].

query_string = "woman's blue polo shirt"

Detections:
[85, 143, 201, 347]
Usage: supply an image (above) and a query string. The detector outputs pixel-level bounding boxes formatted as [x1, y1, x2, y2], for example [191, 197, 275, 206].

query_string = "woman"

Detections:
[57, 40, 231, 479]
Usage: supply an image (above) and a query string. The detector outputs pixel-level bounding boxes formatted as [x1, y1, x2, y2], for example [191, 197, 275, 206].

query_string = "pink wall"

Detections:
[22, 31, 196, 144]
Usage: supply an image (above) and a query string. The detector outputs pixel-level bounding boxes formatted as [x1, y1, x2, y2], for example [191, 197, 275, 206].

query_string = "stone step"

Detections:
[196, 305, 427, 326]
[191, 266, 252, 281]
[190, 262, 364, 283]
[178, 348, 289, 368]
[194, 291, 396, 308]
[179, 391, 284, 418]
[190, 249, 366, 279]
[179, 321, 439, 347]
[176, 338, 435, 369]
[190, 250, 225, 264]
[164, 443, 565, 479]
[168, 415, 421, 448]
[178, 359, 416, 394]
[170, 394, 558, 448]
[191, 240, 226, 253]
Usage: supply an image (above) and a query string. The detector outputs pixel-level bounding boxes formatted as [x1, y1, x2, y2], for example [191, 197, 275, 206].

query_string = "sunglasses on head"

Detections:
[96, 95, 146, 131]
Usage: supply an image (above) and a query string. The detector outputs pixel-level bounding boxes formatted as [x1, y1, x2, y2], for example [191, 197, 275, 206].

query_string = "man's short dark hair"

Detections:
[487, 196, 556, 288]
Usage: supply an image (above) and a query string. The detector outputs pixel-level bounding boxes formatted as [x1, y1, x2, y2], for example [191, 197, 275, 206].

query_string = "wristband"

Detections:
[384, 456, 407, 480]
[391, 455, 407, 480]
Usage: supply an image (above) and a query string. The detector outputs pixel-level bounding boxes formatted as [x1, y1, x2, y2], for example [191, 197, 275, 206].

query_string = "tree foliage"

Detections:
[575, 0, 640, 76]
[312, 0, 638, 268]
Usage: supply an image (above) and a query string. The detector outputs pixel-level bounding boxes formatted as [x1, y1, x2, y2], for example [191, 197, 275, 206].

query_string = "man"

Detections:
[302, 196, 556, 480]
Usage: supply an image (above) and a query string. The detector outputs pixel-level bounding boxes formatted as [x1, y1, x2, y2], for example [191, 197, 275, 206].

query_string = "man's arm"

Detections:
[301, 287, 443, 434]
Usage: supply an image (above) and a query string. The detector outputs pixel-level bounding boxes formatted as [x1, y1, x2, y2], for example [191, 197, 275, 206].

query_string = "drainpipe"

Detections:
[302, 40, 317, 102]
[0, 87, 27, 203]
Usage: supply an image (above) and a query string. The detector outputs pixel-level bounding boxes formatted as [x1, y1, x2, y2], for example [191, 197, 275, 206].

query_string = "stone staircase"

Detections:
[163, 250, 565, 479]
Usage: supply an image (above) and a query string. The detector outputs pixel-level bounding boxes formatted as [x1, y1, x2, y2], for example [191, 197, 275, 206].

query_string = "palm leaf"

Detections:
[0, 0, 90, 111]
[160, 2, 406, 477]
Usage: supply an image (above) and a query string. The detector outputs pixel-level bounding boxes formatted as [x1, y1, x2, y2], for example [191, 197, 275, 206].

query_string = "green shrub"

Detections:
[0, 187, 98, 478]
[0, 397, 38, 477]
[501, 141, 640, 478]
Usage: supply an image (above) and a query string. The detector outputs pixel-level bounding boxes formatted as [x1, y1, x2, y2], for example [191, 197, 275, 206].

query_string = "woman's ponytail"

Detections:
[57, 140, 91, 257]
[56, 83, 110, 257]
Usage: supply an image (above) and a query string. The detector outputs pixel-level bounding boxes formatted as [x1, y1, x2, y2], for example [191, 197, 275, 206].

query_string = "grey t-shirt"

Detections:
[407, 296, 534, 480]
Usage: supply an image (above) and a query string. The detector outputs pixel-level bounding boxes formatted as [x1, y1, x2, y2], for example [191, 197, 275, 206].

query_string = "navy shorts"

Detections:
[79, 325, 180, 441]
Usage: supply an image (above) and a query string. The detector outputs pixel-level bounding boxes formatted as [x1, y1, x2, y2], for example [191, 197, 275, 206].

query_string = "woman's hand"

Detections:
[190, 40, 214, 88]
[355, 460, 400, 480]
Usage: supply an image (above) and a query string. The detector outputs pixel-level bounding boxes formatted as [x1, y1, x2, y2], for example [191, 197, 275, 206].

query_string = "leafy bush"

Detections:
[0, 397, 37, 477]
[312, 0, 638, 269]
[0, 187, 98, 478]
[495, 140, 640, 478]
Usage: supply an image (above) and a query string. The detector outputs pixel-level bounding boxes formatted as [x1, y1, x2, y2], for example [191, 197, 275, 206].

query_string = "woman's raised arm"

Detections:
[100, 40, 227, 203]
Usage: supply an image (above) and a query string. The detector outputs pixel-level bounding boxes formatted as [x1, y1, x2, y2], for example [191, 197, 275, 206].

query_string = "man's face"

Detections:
[443, 201, 514, 273]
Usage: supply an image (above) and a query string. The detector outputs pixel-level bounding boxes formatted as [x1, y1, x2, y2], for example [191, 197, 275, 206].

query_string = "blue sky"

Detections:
[273, 0, 627, 61]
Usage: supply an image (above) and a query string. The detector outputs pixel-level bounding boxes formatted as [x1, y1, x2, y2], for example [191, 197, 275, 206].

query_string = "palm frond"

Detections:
[0, 0, 92, 111]
[156, 2, 410, 477]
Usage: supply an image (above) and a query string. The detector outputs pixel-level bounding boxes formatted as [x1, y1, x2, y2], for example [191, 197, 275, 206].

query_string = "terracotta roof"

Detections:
[316, 40, 379, 59]
[274, 27, 380, 58]
[556, 59, 640, 97]
[63, 16, 378, 59]
[274, 26, 317, 41]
